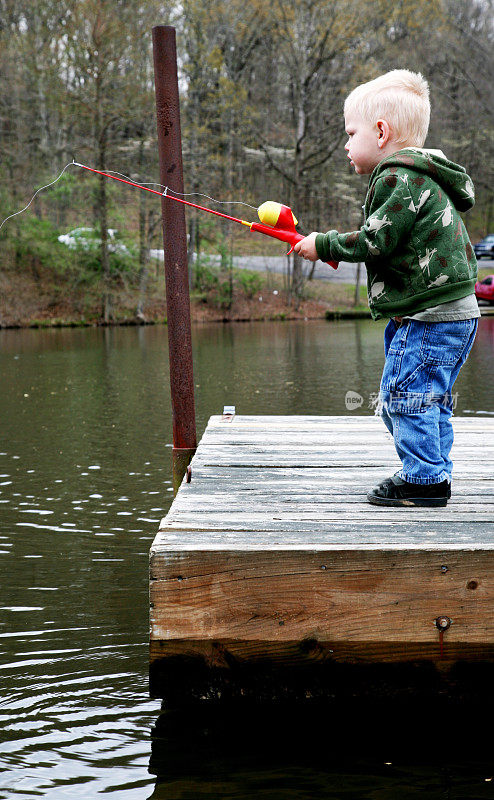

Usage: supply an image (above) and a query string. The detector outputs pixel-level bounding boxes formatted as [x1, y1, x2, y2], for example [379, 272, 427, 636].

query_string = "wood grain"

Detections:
[151, 549, 493, 643]
[150, 415, 494, 692]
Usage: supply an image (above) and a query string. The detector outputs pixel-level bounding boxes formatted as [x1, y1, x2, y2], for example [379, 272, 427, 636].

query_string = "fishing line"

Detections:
[0, 160, 339, 268]
[0, 162, 75, 232]
[0, 159, 257, 231]
[100, 166, 258, 211]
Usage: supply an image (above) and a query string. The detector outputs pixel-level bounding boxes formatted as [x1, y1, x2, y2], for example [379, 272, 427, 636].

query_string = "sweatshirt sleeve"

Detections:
[315, 173, 418, 264]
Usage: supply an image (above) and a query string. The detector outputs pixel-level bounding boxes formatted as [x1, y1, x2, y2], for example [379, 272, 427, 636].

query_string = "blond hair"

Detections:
[344, 69, 430, 147]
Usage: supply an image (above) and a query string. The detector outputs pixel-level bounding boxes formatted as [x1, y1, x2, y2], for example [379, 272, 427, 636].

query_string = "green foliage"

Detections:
[12, 216, 74, 276]
[237, 269, 262, 298]
[216, 234, 233, 271]
[1, 0, 492, 320]
[193, 256, 220, 293]
[5, 214, 140, 291]
[193, 257, 232, 309]
[63, 227, 138, 283]
[193, 249, 265, 309]
[44, 172, 79, 206]
[216, 279, 233, 310]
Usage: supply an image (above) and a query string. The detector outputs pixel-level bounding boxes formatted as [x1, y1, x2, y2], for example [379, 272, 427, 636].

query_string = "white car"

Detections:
[58, 227, 129, 255]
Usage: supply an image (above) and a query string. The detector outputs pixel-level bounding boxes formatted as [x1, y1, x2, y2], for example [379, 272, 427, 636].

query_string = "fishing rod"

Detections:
[74, 162, 338, 269]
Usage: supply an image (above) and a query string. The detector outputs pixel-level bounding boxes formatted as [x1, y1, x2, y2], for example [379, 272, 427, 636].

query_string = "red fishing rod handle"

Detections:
[250, 223, 338, 270]
[285, 232, 339, 270]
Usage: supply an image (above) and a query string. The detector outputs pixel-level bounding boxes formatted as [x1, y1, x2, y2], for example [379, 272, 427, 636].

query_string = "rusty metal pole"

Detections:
[152, 26, 197, 494]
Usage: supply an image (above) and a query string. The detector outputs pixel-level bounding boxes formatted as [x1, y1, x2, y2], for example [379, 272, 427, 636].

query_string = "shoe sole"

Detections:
[367, 493, 448, 508]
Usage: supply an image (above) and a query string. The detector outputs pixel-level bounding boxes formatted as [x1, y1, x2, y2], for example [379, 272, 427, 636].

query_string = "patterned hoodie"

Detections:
[315, 148, 478, 321]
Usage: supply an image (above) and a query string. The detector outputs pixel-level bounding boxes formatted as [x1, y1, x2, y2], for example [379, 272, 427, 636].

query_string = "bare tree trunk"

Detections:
[98, 132, 111, 321]
[354, 262, 362, 306]
[289, 4, 311, 310]
[485, 197, 493, 234]
[285, 254, 292, 305]
[136, 264, 149, 323]
[136, 136, 149, 321]
[95, 71, 112, 323]
[291, 100, 305, 308]
[292, 253, 304, 309]
[187, 215, 197, 290]
[136, 196, 149, 322]
[98, 172, 112, 323]
[137, 203, 162, 322]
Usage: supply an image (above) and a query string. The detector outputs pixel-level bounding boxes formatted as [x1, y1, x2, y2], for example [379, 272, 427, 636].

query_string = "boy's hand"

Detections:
[293, 232, 319, 261]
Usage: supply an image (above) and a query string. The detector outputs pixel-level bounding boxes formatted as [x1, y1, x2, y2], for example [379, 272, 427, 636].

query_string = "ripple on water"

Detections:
[0, 625, 160, 797]
[1, 319, 492, 798]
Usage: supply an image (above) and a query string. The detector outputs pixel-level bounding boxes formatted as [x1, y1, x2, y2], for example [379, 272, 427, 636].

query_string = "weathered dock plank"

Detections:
[150, 415, 494, 700]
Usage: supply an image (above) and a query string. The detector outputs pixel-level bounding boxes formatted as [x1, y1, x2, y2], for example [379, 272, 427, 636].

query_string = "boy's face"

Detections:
[344, 112, 383, 175]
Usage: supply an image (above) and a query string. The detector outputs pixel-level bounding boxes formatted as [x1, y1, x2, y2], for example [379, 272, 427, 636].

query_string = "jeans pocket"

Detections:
[384, 362, 436, 413]
[420, 320, 473, 366]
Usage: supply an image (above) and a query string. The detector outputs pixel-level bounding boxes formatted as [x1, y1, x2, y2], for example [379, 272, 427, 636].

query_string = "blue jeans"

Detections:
[378, 318, 478, 485]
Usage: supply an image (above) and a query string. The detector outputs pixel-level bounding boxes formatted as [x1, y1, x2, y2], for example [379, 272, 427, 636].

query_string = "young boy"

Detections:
[294, 69, 479, 508]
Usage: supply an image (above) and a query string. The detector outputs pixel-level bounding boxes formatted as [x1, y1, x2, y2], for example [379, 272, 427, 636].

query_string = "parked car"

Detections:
[58, 227, 129, 255]
[474, 234, 494, 259]
[475, 275, 494, 303]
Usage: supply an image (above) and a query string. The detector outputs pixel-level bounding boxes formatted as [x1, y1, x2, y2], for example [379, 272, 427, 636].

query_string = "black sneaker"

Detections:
[367, 475, 450, 507]
[391, 470, 451, 499]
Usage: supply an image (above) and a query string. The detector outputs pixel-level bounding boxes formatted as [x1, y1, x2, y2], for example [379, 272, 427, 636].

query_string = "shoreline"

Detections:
[2, 303, 493, 331]
[0, 307, 373, 330]
[0, 267, 372, 329]
[1, 264, 492, 331]
[3, 307, 493, 331]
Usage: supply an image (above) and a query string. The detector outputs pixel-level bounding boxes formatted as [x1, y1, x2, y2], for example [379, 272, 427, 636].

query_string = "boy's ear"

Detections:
[377, 119, 391, 148]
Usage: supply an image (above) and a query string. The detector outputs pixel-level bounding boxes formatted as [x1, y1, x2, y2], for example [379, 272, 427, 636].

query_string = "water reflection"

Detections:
[149, 703, 494, 799]
[0, 318, 493, 798]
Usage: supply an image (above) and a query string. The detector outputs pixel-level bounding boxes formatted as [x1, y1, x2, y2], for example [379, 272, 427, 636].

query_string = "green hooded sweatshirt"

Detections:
[315, 148, 478, 320]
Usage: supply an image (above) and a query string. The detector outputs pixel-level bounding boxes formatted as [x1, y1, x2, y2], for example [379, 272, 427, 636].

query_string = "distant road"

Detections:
[150, 250, 360, 283]
[230, 255, 494, 282]
[150, 252, 494, 284]
[229, 256, 359, 283]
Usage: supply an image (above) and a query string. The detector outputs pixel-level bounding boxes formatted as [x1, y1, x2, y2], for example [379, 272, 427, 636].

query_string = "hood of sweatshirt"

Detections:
[369, 148, 475, 213]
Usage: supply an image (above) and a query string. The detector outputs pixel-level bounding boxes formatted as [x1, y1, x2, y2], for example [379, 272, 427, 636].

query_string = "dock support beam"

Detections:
[152, 25, 197, 493]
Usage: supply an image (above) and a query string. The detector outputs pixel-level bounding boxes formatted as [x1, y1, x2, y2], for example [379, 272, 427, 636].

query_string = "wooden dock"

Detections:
[150, 415, 494, 701]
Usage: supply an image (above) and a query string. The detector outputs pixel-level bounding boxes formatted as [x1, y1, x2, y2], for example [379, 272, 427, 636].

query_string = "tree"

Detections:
[246, 0, 384, 304]
[63, 0, 169, 320]
[180, 0, 270, 277]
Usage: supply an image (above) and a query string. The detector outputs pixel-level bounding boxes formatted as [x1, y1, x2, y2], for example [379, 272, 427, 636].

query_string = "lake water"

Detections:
[1, 319, 494, 799]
